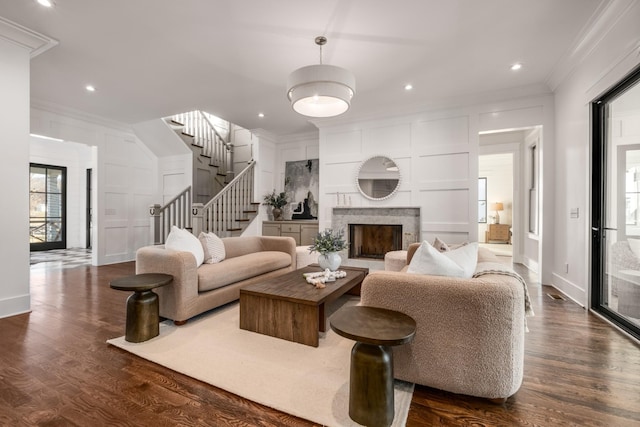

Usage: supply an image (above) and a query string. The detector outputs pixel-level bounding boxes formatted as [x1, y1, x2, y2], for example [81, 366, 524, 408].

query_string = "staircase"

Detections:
[149, 111, 259, 244]
[169, 110, 234, 201]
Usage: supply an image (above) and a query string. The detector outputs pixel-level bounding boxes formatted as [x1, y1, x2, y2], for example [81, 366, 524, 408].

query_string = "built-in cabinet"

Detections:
[262, 220, 319, 246]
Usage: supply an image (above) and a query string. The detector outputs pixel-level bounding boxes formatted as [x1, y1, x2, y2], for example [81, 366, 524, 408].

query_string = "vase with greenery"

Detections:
[263, 189, 288, 221]
[309, 228, 349, 271]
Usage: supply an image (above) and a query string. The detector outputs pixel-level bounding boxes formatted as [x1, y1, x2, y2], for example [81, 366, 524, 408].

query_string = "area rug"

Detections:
[107, 296, 414, 426]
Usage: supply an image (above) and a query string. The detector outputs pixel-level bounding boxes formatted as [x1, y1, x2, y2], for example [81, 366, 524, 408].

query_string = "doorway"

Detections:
[479, 153, 514, 257]
[30, 163, 67, 251]
[591, 64, 640, 340]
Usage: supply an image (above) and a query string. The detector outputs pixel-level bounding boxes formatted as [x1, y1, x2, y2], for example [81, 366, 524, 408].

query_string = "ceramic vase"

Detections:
[272, 207, 283, 221]
[318, 252, 341, 271]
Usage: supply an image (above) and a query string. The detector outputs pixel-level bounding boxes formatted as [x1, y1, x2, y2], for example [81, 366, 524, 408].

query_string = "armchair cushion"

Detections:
[407, 241, 478, 278]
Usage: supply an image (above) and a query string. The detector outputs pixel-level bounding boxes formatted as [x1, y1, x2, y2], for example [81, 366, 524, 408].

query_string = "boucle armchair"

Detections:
[136, 236, 296, 324]
[360, 244, 525, 401]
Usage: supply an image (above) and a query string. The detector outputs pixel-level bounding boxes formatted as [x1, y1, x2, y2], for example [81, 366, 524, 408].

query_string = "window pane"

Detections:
[30, 219, 46, 243]
[46, 220, 62, 242]
[47, 193, 62, 218]
[47, 169, 62, 193]
[30, 167, 46, 192]
[30, 193, 46, 218]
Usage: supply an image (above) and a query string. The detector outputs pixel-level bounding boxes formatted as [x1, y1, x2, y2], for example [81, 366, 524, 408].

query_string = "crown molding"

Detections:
[31, 99, 133, 133]
[545, 0, 637, 91]
[0, 16, 58, 57]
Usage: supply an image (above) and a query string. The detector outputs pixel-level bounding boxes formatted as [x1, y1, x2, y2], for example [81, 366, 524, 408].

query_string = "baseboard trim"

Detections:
[550, 273, 586, 307]
[521, 256, 539, 274]
[0, 293, 31, 319]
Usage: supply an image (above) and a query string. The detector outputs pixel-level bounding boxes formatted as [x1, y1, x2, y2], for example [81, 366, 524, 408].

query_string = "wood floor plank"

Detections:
[0, 261, 638, 426]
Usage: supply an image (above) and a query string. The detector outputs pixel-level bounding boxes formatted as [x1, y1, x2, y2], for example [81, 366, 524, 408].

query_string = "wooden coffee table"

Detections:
[239, 265, 368, 347]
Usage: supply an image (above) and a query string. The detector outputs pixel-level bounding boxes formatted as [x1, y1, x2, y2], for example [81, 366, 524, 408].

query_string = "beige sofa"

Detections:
[360, 244, 526, 401]
[136, 236, 297, 324]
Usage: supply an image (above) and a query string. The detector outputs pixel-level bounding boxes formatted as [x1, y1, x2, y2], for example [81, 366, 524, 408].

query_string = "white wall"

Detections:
[552, 0, 640, 307]
[0, 38, 31, 319]
[319, 111, 477, 245]
[159, 154, 192, 204]
[249, 129, 278, 228]
[29, 137, 94, 248]
[31, 105, 159, 265]
[316, 95, 554, 283]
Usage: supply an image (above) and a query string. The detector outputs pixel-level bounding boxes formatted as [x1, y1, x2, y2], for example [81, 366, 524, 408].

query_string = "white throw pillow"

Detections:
[628, 238, 640, 260]
[199, 232, 226, 264]
[165, 226, 204, 266]
[407, 241, 478, 278]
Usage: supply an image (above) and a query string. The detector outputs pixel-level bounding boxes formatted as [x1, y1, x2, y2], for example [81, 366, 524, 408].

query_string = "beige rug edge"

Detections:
[107, 299, 414, 426]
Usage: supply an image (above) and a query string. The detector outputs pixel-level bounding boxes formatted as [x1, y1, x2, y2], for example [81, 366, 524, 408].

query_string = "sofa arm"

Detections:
[360, 270, 525, 399]
[135, 245, 199, 322]
[259, 236, 297, 269]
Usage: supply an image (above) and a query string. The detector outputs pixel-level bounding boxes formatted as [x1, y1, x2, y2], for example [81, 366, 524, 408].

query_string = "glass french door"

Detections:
[30, 163, 67, 251]
[592, 65, 640, 340]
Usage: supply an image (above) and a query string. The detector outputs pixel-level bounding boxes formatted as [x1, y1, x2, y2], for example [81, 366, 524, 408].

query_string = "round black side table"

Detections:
[110, 273, 173, 342]
[330, 305, 416, 427]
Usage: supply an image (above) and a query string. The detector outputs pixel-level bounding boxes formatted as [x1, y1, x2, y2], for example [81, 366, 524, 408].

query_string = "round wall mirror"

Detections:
[356, 155, 401, 200]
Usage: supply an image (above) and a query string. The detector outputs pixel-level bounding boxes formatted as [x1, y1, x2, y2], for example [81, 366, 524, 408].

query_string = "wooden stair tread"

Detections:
[227, 228, 242, 232]
[170, 119, 184, 126]
[243, 210, 257, 214]
[182, 131, 195, 138]
[237, 219, 250, 222]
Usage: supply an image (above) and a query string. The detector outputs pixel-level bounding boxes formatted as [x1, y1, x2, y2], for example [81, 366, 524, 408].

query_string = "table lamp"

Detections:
[490, 202, 504, 224]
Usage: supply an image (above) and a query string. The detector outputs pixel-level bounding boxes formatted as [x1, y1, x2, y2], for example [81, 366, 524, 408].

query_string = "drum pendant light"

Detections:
[287, 36, 356, 118]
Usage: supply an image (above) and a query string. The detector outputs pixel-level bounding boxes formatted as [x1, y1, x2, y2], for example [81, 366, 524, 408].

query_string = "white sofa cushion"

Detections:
[407, 241, 478, 278]
[165, 226, 204, 266]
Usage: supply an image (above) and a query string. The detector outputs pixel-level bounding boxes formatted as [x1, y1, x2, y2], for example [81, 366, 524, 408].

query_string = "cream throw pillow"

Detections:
[432, 237, 450, 252]
[199, 232, 226, 264]
[408, 240, 478, 278]
[165, 226, 204, 266]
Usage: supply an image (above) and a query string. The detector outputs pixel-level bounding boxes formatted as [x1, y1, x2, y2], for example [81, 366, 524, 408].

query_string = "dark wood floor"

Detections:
[0, 261, 638, 426]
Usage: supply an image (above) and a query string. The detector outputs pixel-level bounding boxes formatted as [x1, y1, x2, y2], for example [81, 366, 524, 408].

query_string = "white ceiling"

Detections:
[0, 0, 604, 136]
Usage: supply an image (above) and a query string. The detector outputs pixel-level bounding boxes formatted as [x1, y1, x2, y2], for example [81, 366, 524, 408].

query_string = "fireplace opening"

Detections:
[348, 224, 403, 260]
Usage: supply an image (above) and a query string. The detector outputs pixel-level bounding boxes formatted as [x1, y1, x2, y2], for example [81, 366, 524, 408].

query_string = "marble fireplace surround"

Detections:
[332, 207, 421, 254]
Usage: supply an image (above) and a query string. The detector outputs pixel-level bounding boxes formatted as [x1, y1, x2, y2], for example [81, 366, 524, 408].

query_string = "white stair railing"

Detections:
[149, 186, 192, 244]
[193, 160, 256, 237]
[172, 110, 233, 175]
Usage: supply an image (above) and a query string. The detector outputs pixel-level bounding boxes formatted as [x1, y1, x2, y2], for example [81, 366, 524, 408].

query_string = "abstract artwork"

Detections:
[284, 159, 319, 220]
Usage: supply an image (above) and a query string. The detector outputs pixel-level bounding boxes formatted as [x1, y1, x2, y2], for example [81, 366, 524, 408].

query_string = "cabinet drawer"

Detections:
[262, 224, 280, 236]
[300, 225, 319, 246]
[281, 223, 301, 233]
[281, 231, 300, 246]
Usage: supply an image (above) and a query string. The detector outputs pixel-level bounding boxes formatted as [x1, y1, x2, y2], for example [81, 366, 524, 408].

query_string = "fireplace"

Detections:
[349, 224, 403, 260]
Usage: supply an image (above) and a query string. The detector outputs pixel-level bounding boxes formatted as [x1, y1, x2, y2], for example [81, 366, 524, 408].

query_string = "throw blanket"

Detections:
[473, 262, 534, 331]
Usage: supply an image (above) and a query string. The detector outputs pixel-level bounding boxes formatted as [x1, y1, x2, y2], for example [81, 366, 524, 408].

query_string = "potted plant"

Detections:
[263, 189, 288, 221]
[309, 228, 349, 271]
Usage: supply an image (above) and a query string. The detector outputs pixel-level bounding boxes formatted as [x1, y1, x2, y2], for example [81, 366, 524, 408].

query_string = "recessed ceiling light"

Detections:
[404, 84, 413, 91]
[37, 0, 53, 7]
[85, 85, 96, 92]
[258, 113, 265, 118]
[510, 63, 522, 71]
